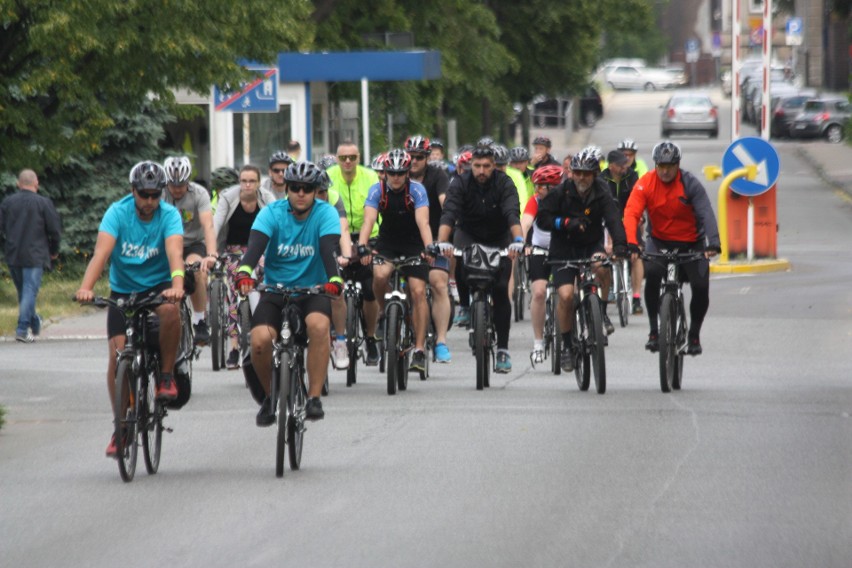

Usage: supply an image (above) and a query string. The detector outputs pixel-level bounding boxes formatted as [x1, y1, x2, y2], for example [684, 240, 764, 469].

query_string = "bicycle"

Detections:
[207, 251, 248, 371]
[642, 250, 705, 393]
[456, 244, 508, 391]
[340, 261, 367, 388]
[82, 293, 171, 482]
[611, 257, 632, 328]
[512, 254, 529, 322]
[548, 257, 612, 395]
[258, 284, 328, 478]
[373, 254, 426, 394]
[172, 262, 202, 409]
[527, 247, 561, 375]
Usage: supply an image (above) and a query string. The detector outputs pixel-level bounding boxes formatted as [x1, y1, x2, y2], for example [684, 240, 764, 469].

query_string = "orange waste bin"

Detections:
[725, 185, 777, 259]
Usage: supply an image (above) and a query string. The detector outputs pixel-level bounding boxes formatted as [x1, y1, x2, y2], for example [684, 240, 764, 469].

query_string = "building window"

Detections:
[233, 106, 292, 167]
[312, 103, 325, 157]
[749, 0, 764, 14]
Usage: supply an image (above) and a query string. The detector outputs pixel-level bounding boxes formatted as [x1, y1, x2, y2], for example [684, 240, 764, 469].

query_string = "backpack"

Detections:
[377, 179, 414, 212]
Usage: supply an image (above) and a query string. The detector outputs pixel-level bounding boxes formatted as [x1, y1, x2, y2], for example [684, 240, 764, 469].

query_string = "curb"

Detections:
[710, 258, 792, 274]
[794, 146, 852, 200]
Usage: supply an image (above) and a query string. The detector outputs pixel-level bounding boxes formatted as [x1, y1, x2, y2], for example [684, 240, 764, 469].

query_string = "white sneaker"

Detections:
[449, 279, 460, 302]
[331, 338, 349, 369]
[532, 349, 544, 364]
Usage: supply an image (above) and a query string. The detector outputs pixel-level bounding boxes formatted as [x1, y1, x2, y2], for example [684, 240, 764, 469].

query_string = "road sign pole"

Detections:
[704, 164, 758, 264]
[732, 0, 742, 141]
[761, 0, 773, 141]
[747, 199, 755, 259]
[361, 78, 370, 166]
[243, 114, 251, 166]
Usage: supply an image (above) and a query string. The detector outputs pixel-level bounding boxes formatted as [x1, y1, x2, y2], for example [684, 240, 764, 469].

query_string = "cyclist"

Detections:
[357, 149, 434, 372]
[327, 141, 382, 365]
[75, 161, 185, 457]
[536, 148, 627, 372]
[495, 144, 529, 210]
[530, 136, 560, 170]
[405, 135, 453, 363]
[261, 150, 294, 200]
[213, 165, 275, 369]
[520, 165, 564, 364]
[429, 138, 454, 173]
[162, 156, 218, 346]
[601, 149, 645, 315]
[561, 154, 574, 180]
[509, 146, 535, 203]
[209, 166, 239, 213]
[236, 161, 342, 425]
[436, 143, 524, 373]
[623, 141, 720, 356]
[618, 138, 649, 178]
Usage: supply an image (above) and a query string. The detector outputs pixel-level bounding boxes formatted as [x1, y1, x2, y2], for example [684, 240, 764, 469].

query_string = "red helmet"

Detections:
[531, 165, 563, 186]
[383, 149, 412, 173]
[456, 150, 473, 167]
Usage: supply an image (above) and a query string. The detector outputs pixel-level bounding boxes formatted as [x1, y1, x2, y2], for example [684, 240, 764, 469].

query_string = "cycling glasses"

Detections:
[288, 183, 317, 195]
[271, 167, 287, 174]
[135, 189, 162, 200]
[337, 154, 359, 162]
[409, 154, 427, 161]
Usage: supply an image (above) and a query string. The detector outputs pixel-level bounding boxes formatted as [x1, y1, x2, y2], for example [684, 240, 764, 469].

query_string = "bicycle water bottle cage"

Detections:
[464, 245, 502, 285]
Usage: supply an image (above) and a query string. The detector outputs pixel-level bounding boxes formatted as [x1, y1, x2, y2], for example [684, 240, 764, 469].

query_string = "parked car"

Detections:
[579, 86, 603, 126]
[660, 93, 719, 138]
[664, 66, 688, 88]
[605, 65, 680, 91]
[752, 82, 799, 129]
[790, 97, 851, 143]
[721, 69, 732, 97]
[770, 90, 817, 138]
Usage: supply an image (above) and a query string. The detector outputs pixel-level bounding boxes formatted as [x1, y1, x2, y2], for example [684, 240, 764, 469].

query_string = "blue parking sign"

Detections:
[214, 67, 279, 113]
[722, 137, 780, 196]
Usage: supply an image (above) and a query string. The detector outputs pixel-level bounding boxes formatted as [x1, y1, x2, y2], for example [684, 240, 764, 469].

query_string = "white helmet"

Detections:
[163, 156, 192, 185]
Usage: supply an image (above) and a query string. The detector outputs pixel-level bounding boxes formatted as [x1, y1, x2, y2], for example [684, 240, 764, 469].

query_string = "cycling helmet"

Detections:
[476, 136, 495, 148]
[651, 141, 682, 164]
[458, 144, 475, 154]
[210, 167, 239, 190]
[531, 165, 564, 186]
[404, 135, 431, 154]
[318, 154, 338, 170]
[318, 170, 332, 191]
[532, 136, 552, 148]
[509, 146, 530, 162]
[430, 138, 445, 150]
[492, 144, 510, 165]
[284, 161, 324, 186]
[587, 145, 604, 162]
[456, 150, 473, 168]
[163, 156, 192, 185]
[383, 148, 412, 173]
[570, 148, 600, 172]
[370, 153, 387, 172]
[130, 161, 167, 191]
[617, 138, 638, 152]
[268, 150, 293, 167]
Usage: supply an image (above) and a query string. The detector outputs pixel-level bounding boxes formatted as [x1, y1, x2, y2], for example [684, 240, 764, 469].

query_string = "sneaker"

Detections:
[495, 351, 512, 374]
[603, 313, 615, 335]
[365, 337, 380, 366]
[193, 320, 210, 346]
[105, 434, 118, 459]
[15, 331, 34, 343]
[560, 343, 574, 372]
[686, 337, 703, 356]
[607, 290, 616, 303]
[454, 307, 470, 327]
[632, 298, 643, 315]
[155, 372, 178, 401]
[331, 338, 350, 369]
[410, 350, 426, 372]
[434, 343, 451, 363]
[531, 349, 544, 365]
[256, 397, 275, 427]
[449, 279, 459, 302]
[305, 397, 324, 421]
[226, 348, 240, 369]
[31, 314, 43, 336]
[645, 332, 659, 353]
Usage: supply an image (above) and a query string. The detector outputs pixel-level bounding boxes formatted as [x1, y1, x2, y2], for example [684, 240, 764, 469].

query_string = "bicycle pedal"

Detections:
[165, 427, 174, 433]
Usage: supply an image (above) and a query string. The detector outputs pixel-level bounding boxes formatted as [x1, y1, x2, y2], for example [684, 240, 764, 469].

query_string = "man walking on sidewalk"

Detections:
[0, 169, 62, 342]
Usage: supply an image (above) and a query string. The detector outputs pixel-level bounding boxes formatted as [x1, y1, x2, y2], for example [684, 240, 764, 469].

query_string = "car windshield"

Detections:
[671, 96, 711, 107]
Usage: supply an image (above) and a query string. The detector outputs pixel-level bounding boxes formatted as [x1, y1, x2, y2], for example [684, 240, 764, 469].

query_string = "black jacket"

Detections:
[0, 190, 61, 268]
[418, 164, 450, 238]
[601, 167, 639, 213]
[536, 178, 626, 258]
[440, 170, 520, 246]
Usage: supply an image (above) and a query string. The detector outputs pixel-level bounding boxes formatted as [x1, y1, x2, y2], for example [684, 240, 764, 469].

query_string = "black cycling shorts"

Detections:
[107, 282, 172, 339]
[527, 253, 551, 282]
[551, 244, 606, 288]
[251, 292, 331, 332]
[375, 241, 429, 282]
[183, 241, 207, 260]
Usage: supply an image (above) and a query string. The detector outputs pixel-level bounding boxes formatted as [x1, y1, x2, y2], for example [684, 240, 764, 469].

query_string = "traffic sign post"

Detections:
[786, 17, 803, 46]
[685, 39, 699, 87]
[722, 137, 780, 196]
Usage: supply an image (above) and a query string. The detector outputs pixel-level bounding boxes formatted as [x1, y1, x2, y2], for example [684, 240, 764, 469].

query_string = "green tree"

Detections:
[0, 0, 314, 174]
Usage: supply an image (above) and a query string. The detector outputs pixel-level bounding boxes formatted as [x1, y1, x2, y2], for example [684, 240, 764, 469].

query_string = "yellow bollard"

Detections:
[704, 164, 757, 264]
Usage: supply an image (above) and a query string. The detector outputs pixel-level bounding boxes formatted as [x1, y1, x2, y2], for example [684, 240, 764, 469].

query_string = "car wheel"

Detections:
[644, 82, 656, 92]
[661, 130, 669, 138]
[607, 82, 616, 90]
[710, 130, 718, 139]
[826, 124, 843, 144]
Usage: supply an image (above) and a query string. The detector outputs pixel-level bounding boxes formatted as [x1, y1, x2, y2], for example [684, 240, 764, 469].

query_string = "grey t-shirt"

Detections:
[163, 182, 212, 246]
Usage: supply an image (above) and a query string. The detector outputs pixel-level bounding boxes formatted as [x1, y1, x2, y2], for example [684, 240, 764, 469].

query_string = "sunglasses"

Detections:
[337, 155, 358, 162]
[136, 190, 162, 200]
[386, 171, 407, 177]
[410, 154, 427, 161]
[289, 183, 316, 195]
[271, 168, 287, 174]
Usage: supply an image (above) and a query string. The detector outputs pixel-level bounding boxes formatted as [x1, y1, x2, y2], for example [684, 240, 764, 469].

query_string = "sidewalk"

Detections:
[793, 141, 852, 199]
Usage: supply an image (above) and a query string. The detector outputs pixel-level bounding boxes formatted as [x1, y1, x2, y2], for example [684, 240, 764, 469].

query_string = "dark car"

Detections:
[770, 91, 817, 138]
[579, 86, 603, 126]
[529, 86, 603, 128]
[790, 98, 851, 143]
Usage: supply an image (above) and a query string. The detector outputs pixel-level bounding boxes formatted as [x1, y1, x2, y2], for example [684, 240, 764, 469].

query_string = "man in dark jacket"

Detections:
[437, 144, 524, 373]
[0, 169, 62, 342]
[537, 148, 627, 372]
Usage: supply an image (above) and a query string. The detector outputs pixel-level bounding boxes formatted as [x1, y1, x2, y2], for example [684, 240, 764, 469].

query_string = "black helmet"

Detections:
[284, 161, 324, 186]
[652, 141, 682, 164]
[532, 136, 552, 148]
[130, 161, 167, 191]
[476, 136, 495, 148]
[570, 148, 600, 172]
[618, 138, 638, 152]
[509, 146, 530, 162]
[430, 138, 445, 150]
[492, 144, 510, 165]
[318, 170, 332, 191]
[211, 167, 238, 191]
[269, 150, 293, 167]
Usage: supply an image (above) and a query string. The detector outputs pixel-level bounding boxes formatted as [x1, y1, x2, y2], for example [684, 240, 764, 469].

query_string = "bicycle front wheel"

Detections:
[513, 258, 526, 322]
[658, 293, 677, 393]
[672, 299, 687, 390]
[397, 311, 410, 392]
[386, 304, 402, 395]
[142, 365, 162, 475]
[345, 294, 359, 387]
[275, 351, 290, 478]
[586, 294, 607, 394]
[287, 354, 306, 471]
[238, 299, 252, 360]
[574, 297, 590, 391]
[114, 358, 139, 482]
[547, 295, 561, 376]
[473, 300, 489, 391]
[615, 263, 630, 328]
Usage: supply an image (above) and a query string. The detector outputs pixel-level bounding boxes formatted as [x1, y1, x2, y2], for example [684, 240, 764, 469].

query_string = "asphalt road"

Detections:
[2, 91, 851, 568]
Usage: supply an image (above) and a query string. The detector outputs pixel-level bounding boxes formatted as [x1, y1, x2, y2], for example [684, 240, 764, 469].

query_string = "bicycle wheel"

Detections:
[238, 298, 252, 359]
[142, 365, 162, 475]
[586, 294, 607, 394]
[275, 351, 290, 478]
[473, 300, 489, 391]
[386, 304, 401, 395]
[573, 297, 590, 391]
[658, 293, 677, 393]
[513, 258, 526, 322]
[114, 358, 139, 482]
[397, 310, 410, 391]
[615, 263, 630, 328]
[672, 299, 686, 390]
[547, 295, 562, 376]
[345, 294, 359, 387]
[288, 353, 306, 471]
[209, 281, 225, 371]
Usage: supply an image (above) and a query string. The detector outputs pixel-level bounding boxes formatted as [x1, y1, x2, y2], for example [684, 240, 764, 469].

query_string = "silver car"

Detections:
[660, 93, 719, 138]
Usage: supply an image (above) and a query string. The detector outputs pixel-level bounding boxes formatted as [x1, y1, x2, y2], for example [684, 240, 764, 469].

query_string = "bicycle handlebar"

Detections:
[546, 257, 612, 270]
[371, 253, 427, 267]
[73, 291, 167, 312]
[640, 250, 706, 263]
[257, 283, 335, 299]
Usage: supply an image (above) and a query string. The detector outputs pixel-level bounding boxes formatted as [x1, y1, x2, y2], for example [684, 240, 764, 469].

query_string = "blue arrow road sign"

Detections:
[722, 137, 780, 196]
[214, 67, 278, 112]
